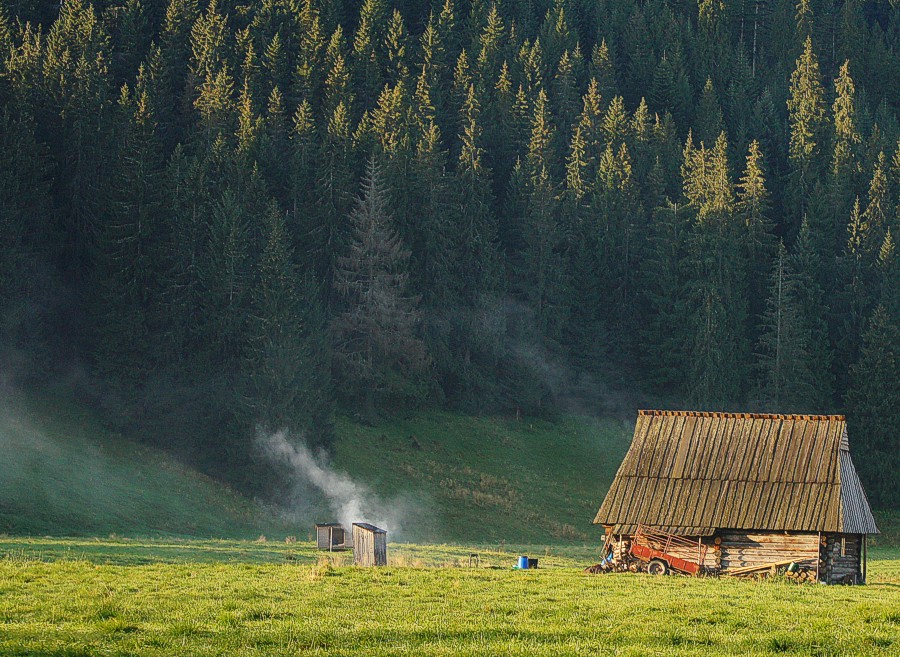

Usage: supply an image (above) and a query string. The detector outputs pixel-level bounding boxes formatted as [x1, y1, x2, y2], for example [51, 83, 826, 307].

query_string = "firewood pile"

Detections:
[726, 558, 818, 582]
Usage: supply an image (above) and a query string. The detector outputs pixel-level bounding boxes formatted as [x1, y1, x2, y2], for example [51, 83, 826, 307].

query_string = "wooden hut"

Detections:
[352, 523, 387, 566]
[314, 523, 346, 551]
[594, 411, 879, 583]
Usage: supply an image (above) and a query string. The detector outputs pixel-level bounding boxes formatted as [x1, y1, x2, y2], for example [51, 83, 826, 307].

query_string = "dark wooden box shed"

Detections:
[315, 523, 346, 550]
[352, 523, 387, 566]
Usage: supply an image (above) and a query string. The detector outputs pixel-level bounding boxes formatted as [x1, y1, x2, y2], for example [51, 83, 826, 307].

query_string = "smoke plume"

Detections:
[255, 429, 406, 534]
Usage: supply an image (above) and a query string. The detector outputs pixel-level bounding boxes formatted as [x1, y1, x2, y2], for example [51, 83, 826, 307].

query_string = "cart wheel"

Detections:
[648, 559, 669, 575]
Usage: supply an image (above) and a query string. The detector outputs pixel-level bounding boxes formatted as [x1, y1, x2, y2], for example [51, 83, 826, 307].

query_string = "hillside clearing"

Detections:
[1, 388, 630, 543]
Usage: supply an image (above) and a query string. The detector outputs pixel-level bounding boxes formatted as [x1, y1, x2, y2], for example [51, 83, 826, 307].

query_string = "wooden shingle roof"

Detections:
[594, 411, 878, 536]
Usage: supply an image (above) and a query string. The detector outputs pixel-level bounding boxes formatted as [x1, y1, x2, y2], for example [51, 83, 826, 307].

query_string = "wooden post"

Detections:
[862, 535, 867, 584]
[816, 531, 821, 583]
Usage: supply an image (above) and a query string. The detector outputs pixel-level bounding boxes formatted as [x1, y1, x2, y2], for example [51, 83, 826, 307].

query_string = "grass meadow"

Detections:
[3, 391, 899, 655]
[1, 537, 898, 657]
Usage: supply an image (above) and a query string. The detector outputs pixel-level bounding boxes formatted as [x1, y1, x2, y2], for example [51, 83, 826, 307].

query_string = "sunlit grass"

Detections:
[1, 538, 898, 656]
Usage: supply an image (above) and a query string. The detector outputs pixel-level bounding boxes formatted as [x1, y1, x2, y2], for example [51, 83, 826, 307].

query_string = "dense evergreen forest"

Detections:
[0, 0, 897, 506]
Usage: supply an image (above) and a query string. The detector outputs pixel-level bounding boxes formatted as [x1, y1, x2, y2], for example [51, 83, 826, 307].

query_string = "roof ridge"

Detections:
[637, 410, 845, 421]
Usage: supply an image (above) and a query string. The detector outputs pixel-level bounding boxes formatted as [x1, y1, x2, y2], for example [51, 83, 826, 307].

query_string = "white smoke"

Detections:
[255, 429, 406, 534]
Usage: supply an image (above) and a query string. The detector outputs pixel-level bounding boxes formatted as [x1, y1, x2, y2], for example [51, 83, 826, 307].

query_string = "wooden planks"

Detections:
[352, 523, 387, 566]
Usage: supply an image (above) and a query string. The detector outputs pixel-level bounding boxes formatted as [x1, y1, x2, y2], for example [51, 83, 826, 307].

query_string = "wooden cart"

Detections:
[630, 524, 708, 575]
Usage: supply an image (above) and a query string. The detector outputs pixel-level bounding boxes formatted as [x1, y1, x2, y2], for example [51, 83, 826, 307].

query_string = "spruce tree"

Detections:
[754, 243, 822, 411]
[847, 306, 900, 508]
[787, 36, 826, 221]
[92, 74, 165, 389]
[244, 205, 333, 445]
[695, 78, 723, 147]
[828, 60, 862, 253]
[332, 159, 429, 415]
[737, 140, 776, 322]
[521, 88, 565, 336]
[681, 132, 749, 406]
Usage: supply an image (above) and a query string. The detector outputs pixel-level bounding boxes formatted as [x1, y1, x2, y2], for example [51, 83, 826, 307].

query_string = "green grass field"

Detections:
[1, 538, 898, 656]
[3, 390, 899, 655]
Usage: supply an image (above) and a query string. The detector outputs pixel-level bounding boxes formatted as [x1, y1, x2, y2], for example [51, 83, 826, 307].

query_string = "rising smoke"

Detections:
[255, 429, 409, 534]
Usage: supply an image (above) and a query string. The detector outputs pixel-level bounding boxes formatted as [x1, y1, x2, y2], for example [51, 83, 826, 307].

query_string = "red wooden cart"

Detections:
[630, 524, 708, 575]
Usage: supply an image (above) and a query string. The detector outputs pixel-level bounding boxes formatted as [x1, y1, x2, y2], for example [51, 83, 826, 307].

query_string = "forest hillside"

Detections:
[0, 0, 897, 509]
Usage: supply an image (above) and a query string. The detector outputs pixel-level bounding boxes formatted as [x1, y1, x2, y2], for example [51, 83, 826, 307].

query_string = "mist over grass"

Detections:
[0, 385, 630, 543]
[0, 388, 283, 538]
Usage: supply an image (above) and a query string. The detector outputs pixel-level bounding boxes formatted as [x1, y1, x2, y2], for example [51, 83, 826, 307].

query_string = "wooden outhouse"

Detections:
[314, 523, 346, 550]
[594, 411, 879, 584]
[352, 523, 387, 566]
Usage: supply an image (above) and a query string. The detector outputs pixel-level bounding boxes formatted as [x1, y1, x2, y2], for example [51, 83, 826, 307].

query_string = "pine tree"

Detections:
[332, 159, 429, 415]
[754, 242, 824, 411]
[521, 88, 565, 335]
[244, 205, 333, 443]
[828, 60, 862, 253]
[695, 78, 723, 147]
[737, 140, 776, 321]
[846, 306, 900, 508]
[787, 36, 826, 220]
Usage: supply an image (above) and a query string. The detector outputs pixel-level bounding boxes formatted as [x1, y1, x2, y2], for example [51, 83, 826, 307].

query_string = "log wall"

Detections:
[713, 531, 820, 572]
[613, 529, 866, 584]
[823, 533, 862, 584]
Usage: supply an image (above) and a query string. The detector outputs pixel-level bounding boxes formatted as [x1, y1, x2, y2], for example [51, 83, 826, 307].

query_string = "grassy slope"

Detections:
[0, 538, 898, 657]
[333, 413, 630, 544]
[1, 388, 894, 547]
[0, 390, 281, 538]
[0, 386, 630, 543]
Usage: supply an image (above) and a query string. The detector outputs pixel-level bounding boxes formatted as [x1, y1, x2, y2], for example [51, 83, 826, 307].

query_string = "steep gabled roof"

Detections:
[594, 411, 879, 536]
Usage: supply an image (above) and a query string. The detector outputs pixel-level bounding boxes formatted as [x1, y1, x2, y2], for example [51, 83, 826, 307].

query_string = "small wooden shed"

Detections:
[594, 411, 879, 584]
[352, 523, 387, 566]
[314, 523, 346, 551]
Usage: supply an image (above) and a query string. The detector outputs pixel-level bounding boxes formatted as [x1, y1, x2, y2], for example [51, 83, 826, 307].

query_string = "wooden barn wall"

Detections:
[823, 534, 862, 584]
[613, 529, 866, 583]
[712, 531, 820, 571]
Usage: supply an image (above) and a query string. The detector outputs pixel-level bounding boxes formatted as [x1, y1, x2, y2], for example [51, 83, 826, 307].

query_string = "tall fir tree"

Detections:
[846, 305, 900, 508]
[787, 36, 826, 224]
[332, 158, 429, 415]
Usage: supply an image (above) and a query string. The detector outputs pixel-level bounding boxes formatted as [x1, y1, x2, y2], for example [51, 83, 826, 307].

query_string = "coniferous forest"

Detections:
[0, 0, 897, 507]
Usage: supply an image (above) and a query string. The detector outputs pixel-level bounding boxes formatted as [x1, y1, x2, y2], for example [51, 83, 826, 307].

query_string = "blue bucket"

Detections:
[517, 555, 529, 569]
